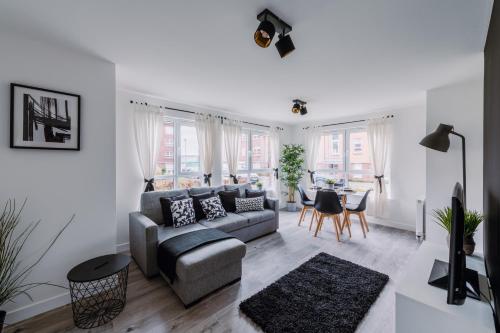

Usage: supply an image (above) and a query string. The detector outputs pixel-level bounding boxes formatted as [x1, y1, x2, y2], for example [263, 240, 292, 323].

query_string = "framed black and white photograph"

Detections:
[10, 83, 80, 150]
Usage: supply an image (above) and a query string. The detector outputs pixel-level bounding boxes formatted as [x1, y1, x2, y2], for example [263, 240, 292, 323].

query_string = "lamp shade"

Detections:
[254, 20, 275, 48]
[419, 123, 454, 152]
[275, 34, 295, 58]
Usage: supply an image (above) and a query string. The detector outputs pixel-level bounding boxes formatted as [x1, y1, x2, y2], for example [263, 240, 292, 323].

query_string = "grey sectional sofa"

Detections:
[129, 183, 279, 305]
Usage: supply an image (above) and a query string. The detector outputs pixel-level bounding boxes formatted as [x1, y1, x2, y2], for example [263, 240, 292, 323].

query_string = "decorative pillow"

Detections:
[235, 196, 265, 213]
[170, 198, 196, 228]
[245, 189, 266, 200]
[200, 196, 227, 221]
[190, 191, 215, 221]
[218, 189, 241, 212]
[159, 195, 188, 226]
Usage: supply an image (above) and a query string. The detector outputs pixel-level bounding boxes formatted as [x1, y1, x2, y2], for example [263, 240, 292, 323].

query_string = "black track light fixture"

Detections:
[255, 9, 295, 58]
[292, 99, 307, 115]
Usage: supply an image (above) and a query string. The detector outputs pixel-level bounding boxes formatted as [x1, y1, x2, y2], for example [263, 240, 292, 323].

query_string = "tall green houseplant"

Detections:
[280, 144, 305, 207]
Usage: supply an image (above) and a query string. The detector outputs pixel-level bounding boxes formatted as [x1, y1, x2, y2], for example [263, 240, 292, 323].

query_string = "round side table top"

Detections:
[67, 254, 131, 282]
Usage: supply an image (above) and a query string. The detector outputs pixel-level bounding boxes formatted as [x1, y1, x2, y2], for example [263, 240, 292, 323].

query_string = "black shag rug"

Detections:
[239, 252, 389, 333]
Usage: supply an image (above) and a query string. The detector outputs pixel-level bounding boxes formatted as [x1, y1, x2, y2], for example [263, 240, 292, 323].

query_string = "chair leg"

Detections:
[332, 215, 341, 242]
[341, 214, 352, 238]
[361, 211, 369, 232]
[357, 213, 367, 238]
[314, 214, 325, 237]
[298, 207, 306, 226]
[309, 210, 316, 231]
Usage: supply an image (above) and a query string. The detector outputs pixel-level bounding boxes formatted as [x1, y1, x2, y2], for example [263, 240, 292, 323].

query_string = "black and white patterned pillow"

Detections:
[170, 198, 196, 228]
[235, 196, 264, 213]
[200, 196, 227, 221]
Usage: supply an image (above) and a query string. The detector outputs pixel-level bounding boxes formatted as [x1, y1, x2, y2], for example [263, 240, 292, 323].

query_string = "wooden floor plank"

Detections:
[5, 211, 419, 333]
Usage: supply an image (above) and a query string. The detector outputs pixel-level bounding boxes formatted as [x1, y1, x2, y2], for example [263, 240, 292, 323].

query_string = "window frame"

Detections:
[155, 117, 202, 189]
[316, 126, 374, 188]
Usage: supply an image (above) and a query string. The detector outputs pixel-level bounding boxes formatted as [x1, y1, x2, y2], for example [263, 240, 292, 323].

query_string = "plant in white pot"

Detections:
[432, 207, 483, 255]
[325, 179, 336, 189]
[0, 199, 74, 332]
[280, 144, 305, 212]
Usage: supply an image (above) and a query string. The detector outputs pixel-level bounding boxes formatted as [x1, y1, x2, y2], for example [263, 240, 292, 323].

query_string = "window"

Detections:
[155, 119, 201, 190]
[222, 129, 273, 190]
[316, 128, 374, 191]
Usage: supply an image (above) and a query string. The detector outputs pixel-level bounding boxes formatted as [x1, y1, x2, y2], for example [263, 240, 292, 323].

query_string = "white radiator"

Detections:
[416, 197, 425, 241]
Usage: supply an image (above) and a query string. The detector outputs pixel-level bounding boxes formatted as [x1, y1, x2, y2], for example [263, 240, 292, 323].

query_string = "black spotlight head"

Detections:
[275, 34, 295, 58]
[292, 103, 301, 114]
[300, 106, 308, 115]
[254, 20, 275, 48]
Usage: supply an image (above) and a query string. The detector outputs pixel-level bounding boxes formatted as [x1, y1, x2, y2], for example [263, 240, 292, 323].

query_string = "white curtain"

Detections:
[367, 117, 392, 217]
[269, 128, 281, 198]
[133, 104, 164, 192]
[223, 119, 242, 184]
[195, 114, 220, 187]
[304, 128, 322, 188]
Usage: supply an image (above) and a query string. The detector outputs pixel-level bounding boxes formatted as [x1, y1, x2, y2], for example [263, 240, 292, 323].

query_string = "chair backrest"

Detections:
[297, 185, 311, 204]
[314, 190, 343, 215]
[356, 189, 372, 211]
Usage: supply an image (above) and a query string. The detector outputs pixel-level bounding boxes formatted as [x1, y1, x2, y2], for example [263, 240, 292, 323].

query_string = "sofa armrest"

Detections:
[129, 212, 159, 277]
[266, 198, 280, 230]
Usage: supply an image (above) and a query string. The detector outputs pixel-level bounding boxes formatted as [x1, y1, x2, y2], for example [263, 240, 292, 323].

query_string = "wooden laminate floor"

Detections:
[6, 211, 419, 333]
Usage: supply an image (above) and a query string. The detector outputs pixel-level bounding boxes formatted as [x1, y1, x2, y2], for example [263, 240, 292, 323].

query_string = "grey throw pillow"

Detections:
[200, 196, 227, 221]
[170, 198, 196, 228]
[235, 196, 265, 213]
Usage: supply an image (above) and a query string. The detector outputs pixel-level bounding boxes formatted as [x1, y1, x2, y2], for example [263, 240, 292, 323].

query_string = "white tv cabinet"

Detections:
[395, 242, 495, 333]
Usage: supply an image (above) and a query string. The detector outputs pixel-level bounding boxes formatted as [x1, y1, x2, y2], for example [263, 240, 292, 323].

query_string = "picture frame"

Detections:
[10, 83, 81, 151]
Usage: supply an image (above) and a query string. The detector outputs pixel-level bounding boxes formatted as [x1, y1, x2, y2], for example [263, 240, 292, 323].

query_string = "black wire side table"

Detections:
[67, 254, 131, 329]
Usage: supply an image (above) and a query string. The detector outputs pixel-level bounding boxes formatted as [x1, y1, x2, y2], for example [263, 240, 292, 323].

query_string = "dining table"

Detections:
[305, 187, 365, 207]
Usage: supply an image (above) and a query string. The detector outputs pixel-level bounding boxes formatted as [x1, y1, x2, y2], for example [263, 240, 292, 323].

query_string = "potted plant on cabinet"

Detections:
[433, 207, 483, 255]
[280, 144, 305, 212]
[0, 199, 74, 332]
[255, 181, 263, 190]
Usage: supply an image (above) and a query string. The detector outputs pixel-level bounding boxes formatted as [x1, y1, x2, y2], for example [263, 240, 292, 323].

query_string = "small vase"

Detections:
[327, 184, 334, 190]
[0, 310, 6, 333]
[257, 185, 263, 191]
[464, 234, 476, 256]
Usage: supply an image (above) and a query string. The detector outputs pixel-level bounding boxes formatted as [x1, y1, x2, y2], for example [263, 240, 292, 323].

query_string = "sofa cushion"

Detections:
[158, 223, 208, 244]
[245, 189, 266, 200]
[141, 189, 189, 224]
[235, 197, 265, 213]
[190, 191, 215, 221]
[237, 209, 275, 225]
[188, 186, 225, 196]
[160, 194, 189, 227]
[171, 198, 197, 228]
[225, 183, 252, 197]
[198, 212, 249, 233]
[200, 196, 227, 221]
[175, 238, 246, 282]
[218, 189, 240, 212]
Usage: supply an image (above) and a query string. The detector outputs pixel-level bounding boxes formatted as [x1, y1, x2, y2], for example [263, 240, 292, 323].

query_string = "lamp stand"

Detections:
[451, 131, 466, 209]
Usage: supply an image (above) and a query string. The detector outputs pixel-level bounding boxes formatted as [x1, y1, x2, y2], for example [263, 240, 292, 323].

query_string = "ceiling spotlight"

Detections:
[255, 9, 294, 58]
[292, 102, 301, 114]
[254, 20, 275, 48]
[276, 34, 295, 58]
[292, 99, 307, 115]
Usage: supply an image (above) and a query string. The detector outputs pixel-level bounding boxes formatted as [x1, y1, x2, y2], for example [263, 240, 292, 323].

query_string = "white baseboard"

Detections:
[5, 292, 70, 325]
[116, 242, 129, 253]
[366, 216, 416, 232]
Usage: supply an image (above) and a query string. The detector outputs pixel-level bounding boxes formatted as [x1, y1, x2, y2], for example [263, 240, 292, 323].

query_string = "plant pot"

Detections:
[464, 234, 476, 256]
[326, 184, 334, 190]
[257, 185, 263, 190]
[0, 310, 6, 333]
[287, 202, 296, 212]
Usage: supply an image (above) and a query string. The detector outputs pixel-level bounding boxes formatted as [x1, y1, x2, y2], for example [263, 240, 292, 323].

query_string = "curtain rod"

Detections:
[302, 114, 394, 130]
[130, 100, 284, 131]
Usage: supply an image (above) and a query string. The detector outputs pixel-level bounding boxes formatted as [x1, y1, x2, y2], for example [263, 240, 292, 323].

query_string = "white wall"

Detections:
[0, 30, 116, 323]
[116, 90, 292, 248]
[290, 104, 427, 231]
[425, 76, 484, 252]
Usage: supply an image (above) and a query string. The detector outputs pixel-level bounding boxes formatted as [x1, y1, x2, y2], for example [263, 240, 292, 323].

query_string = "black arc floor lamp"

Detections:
[419, 123, 466, 208]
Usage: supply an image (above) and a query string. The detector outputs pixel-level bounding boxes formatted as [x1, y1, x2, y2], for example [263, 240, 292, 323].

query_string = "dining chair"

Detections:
[297, 185, 315, 226]
[343, 189, 372, 238]
[311, 190, 350, 241]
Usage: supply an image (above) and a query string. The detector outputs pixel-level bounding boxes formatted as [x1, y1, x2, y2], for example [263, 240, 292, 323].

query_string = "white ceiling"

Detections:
[0, 0, 493, 124]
